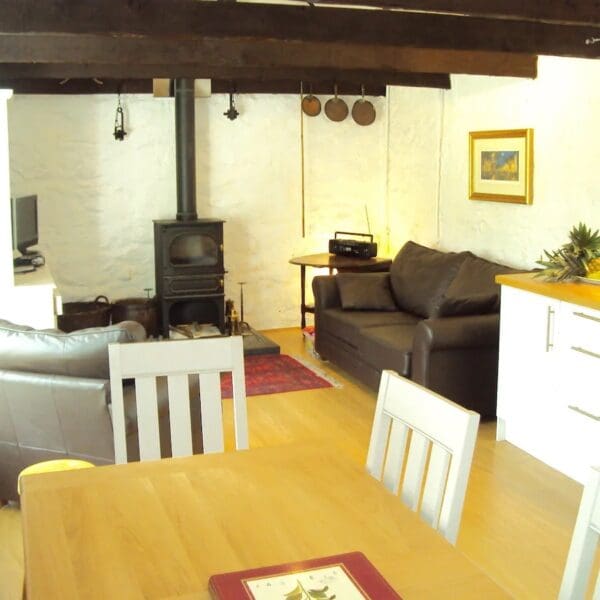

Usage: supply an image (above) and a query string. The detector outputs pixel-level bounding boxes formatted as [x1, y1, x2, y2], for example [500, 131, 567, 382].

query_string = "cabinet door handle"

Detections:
[571, 346, 600, 360]
[573, 311, 600, 324]
[568, 405, 600, 421]
[545, 306, 555, 352]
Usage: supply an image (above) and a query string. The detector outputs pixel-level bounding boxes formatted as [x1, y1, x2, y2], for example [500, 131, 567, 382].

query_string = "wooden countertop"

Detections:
[496, 272, 600, 311]
[21, 444, 509, 599]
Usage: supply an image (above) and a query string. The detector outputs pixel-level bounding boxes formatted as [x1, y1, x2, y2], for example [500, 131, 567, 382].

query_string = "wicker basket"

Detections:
[57, 295, 112, 332]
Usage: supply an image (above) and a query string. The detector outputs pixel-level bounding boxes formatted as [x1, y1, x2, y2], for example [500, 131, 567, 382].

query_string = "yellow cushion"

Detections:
[18, 459, 95, 494]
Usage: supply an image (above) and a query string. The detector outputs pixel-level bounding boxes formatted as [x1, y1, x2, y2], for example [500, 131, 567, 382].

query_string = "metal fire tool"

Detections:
[238, 281, 250, 333]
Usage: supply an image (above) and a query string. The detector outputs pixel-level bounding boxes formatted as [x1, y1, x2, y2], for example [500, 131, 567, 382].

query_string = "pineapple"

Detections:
[537, 223, 600, 281]
[586, 257, 600, 276]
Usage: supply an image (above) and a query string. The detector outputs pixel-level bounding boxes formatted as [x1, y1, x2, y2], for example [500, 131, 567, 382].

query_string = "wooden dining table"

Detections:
[21, 444, 509, 599]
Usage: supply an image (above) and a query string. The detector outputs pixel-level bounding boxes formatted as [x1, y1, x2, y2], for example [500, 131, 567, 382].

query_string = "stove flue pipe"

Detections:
[175, 78, 198, 222]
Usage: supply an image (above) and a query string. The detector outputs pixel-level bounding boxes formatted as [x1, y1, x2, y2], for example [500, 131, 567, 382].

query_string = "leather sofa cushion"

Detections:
[437, 293, 499, 317]
[336, 273, 397, 311]
[436, 254, 521, 316]
[0, 320, 146, 380]
[389, 241, 467, 318]
[320, 308, 419, 348]
[358, 324, 417, 377]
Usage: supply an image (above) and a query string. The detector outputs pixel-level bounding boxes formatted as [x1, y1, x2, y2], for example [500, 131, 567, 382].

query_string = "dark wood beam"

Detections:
[0, 65, 451, 89]
[0, 1, 597, 59]
[0, 64, 450, 88]
[211, 80, 390, 95]
[0, 78, 395, 95]
[294, 0, 600, 27]
[0, 35, 538, 79]
[0, 79, 150, 95]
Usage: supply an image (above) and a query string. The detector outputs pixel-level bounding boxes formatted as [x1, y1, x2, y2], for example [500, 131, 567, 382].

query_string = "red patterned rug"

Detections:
[221, 354, 335, 398]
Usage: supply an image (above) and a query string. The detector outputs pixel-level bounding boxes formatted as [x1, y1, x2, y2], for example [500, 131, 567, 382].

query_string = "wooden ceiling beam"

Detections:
[0, 78, 392, 96]
[0, 64, 451, 89]
[0, 1, 597, 59]
[0, 35, 538, 79]
[294, 0, 600, 27]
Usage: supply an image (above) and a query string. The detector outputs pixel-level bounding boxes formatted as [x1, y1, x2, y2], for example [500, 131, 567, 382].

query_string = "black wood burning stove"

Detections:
[154, 78, 226, 337]
[154, 218, 225, 336]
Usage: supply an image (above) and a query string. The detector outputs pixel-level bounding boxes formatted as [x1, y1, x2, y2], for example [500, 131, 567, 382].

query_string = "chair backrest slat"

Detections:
[381, 419, 408, 494]
[135, 376, 162, 461]
[366, 370, 480, 545]
[167, 374, 193, 458]
[199, 372, 225, 453]
[401, 431, 429, 511]
[108, 336, 248, 463]
[421, 444, 451, 530]
[559, 466, 600, 599]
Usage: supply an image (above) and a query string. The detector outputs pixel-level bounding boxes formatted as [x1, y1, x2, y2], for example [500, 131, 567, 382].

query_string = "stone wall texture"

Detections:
[7, 93, 388, 329]
[5, 55, 599, 328]
[0, 92, 13, 290]
[438, 56, 600, 268]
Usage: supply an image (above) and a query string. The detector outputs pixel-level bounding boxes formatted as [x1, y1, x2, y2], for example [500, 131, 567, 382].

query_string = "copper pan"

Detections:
[352, 85, 376, 126]
[324, 84, 348, 122]
[301, 85, 321, 117]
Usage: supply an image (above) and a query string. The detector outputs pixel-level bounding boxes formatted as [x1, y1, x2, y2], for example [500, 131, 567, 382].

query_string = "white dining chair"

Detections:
[559, 465, 600, 600]
[366, 370, 480, 545]
[108, 335, 248, 463]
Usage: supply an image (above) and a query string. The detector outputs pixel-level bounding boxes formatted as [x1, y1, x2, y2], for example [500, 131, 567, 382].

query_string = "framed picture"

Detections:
[469, 128, 533, 204]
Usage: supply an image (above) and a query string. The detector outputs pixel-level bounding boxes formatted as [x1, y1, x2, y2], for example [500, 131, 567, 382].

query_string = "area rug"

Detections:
[221, 354, 341, 398]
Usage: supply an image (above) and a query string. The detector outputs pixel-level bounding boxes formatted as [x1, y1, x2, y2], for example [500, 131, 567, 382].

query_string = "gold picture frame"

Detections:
[469, 128, 533, 204]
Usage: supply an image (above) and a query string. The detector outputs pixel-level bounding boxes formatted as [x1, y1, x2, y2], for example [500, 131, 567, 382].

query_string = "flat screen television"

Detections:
[11, 194, 39, 256]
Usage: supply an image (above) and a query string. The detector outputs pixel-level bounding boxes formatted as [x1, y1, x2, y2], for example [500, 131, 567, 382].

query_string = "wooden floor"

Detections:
[0, 327, 586, 599]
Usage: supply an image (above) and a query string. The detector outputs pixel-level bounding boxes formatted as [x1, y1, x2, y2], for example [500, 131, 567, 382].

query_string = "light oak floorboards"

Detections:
[0, 327, 587, 599]
[0, 504, 23, 600]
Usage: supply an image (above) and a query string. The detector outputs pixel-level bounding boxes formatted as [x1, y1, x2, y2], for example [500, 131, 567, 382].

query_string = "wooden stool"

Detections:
[18, 459, 95, 495]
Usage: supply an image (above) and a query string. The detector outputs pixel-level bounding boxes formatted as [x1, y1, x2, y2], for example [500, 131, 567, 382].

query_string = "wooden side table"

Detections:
[289, 253, 392, 328]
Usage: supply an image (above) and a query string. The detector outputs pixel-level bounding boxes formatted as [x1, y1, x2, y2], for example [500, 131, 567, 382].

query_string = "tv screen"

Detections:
[11, 195, 39, 255]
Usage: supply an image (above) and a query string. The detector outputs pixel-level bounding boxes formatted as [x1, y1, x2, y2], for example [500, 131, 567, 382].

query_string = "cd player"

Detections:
[329, 231, 377, 259]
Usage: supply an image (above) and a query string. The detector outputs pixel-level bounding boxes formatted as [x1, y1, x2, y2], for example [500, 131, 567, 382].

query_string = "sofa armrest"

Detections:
[312, 275, 341, 310]
[413, 313, 500, 353]
[411, 314, 500, 417]
[0, 370, 114, 460]
[0, 369, 116, 500]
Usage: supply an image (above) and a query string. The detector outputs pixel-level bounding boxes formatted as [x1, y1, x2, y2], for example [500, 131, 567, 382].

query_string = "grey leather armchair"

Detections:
[0, 319, 149, 501]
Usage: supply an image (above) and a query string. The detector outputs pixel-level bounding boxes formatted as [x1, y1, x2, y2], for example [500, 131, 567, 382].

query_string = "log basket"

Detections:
[57, 295, 112, 332]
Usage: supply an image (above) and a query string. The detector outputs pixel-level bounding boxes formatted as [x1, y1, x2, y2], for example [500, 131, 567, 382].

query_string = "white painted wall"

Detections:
[0, 90, 13, 292]
[436, 56, 600, 268]
[8, 92, 388, 329]
[385, 86, 444, 257]
[6, 55, 599, 329]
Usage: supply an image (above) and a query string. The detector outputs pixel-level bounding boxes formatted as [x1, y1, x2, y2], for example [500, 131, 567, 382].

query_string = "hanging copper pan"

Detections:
[324, 84, 348, 122]
[301, 85, 321, 117]
[352, 85, 376, 126]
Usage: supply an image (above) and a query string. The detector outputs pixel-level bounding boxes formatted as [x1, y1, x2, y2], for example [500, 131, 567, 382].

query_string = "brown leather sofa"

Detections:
[0, 319, 197, 501]
[312, 241, 519, 417]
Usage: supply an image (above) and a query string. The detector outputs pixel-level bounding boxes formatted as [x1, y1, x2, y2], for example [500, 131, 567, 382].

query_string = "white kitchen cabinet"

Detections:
[1, 265, 61, 329]
[496, 274, 600, 484]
